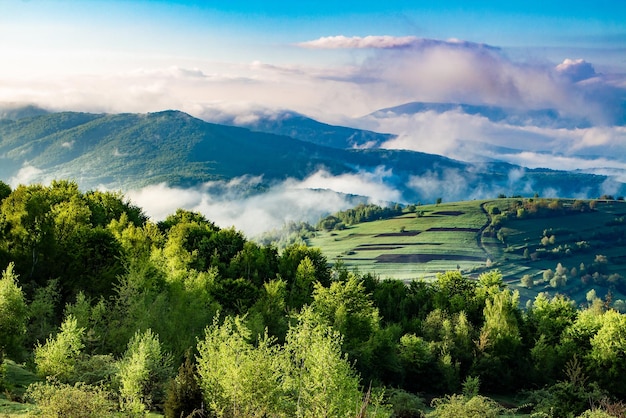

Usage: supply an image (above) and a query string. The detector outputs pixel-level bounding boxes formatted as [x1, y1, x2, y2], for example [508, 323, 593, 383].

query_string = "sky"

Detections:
[2, 0, 625, 117]
[2, 0, 626, 233]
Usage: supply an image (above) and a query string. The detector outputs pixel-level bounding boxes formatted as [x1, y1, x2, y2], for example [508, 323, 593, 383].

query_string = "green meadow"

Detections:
[309, 198, 626, 306]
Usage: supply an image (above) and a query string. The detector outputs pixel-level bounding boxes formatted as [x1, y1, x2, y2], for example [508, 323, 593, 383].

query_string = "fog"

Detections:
[124, 174, 383, 237]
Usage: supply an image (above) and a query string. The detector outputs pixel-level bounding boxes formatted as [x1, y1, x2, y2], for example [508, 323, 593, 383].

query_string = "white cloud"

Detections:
[297, 167, 401, 203]
[125, 169, 399, 237]
[555, 58, 597, 82]
[297, 35, 497, 51]
[8, 164, 43, 187]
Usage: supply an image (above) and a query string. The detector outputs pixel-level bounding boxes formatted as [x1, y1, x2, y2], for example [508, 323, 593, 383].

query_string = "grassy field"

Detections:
[308, 198, 626, 306]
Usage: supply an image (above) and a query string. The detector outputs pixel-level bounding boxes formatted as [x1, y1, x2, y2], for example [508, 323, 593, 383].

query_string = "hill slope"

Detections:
[0, 110, 623, 202]
[221, 110, 395, 148]
[309, 198, 626, 305]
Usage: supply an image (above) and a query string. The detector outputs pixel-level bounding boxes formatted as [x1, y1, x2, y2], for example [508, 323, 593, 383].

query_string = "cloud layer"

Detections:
[125, 173, 391, 237]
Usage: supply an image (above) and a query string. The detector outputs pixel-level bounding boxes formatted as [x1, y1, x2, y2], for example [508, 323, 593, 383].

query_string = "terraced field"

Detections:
[309, 198, 626, 306]
[308, 201, 494, 280]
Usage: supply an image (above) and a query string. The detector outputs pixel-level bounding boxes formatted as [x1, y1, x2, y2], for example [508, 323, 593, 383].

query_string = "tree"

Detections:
[543, 269, 555, 282]
[164, 350, 204, 418]
[117, 329, 173, 414]
[283, 307, 371, 418]
[521, 274, 534, 289]
[311, 275, 380, 356]
[431, 271, 480, 322]
[196, 315, 284, 418]
[427, 394, 504, 418]
[588, 310, 626, 396]
[34, 314, 84, 382]
[473, 289, 522, 392]
[0, 181, 11, 202]
[279, 244, 331, 290]
[0, 263, 28, 361]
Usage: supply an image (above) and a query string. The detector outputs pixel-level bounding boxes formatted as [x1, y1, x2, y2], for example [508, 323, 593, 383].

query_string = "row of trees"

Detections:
[317, 203, 404, 231]
[1, 181, 626, 417]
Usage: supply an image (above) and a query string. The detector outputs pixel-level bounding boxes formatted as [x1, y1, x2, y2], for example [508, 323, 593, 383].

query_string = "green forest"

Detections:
[2, 180, 626, 417]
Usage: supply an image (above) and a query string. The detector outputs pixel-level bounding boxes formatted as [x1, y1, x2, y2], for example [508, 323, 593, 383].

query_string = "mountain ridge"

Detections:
[1, 109, 623, 202]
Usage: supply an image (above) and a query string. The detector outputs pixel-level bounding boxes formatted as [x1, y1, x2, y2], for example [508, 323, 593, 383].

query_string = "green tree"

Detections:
[473, 289, 522, 392]
[248, 278, 289, 342]
[283, 307, 370, 418]
[34, 314, 84, 382]
[588, 309, 626, 396]
[26, 279, 60, 349]
[311, 275, 380, 357]
[431, 271, 481, 322]
[0, 263, 28, 362]
[196, 315, 284, 418]
[279, 244, 331, 290]
[427, 394, 504, 418]
[117, 329, 173, 414]
[164, 350, 204, 418]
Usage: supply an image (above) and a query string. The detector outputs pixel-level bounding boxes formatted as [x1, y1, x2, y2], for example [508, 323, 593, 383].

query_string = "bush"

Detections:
[525, 380, 606, 418]
[426, 394, 504, 418]
[25, 378, 116, 418]
[387, 389, 426, 417]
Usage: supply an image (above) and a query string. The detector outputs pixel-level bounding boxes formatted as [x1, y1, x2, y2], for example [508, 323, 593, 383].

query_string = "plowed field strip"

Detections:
[426, 227, 480, 232]
[375, 231, 421, 237]
[375, 254, 485, 263]
[355, 243, 442, 247]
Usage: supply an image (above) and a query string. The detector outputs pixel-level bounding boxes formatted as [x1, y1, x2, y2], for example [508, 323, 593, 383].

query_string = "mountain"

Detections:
[368, 101, 597, 129]
[0, 103, 49, 121]
[219, 110, 395, 149]
[0, 110, 623, 201]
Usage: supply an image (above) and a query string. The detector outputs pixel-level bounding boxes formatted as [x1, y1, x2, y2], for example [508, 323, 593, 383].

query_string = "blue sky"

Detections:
[3, 0, 625, 67]
[1, 1, 625, 119]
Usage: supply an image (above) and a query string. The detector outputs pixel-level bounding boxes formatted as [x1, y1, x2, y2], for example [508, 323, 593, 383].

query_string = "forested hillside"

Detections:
[1, 110, 623, 202]
[2, 181, 626, 417]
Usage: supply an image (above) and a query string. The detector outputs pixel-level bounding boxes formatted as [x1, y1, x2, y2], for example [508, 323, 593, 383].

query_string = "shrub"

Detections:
[426, 394, 504, 418]
[387, 389, 426, 417]
[25, 378, 116, 418]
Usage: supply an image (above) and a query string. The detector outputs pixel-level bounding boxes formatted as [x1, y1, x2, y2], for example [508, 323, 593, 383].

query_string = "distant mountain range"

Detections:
[0, 107, 624, 202]
[217, 110, 395, 149]
[366, 101, 626, 128]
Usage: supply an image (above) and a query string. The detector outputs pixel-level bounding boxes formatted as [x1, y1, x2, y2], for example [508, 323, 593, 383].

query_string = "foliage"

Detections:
[427, 394, 505, 418]
[117, 328, 173, 414]
[4, 188, 626, 415]
[283, 307, 373, 418]
[34, 315, 84, 382]
[25, 378, 116, 418]
[525, 356, 607, 417]
[196, 310, 387, 418]
[317, 203, 404, 230]
[164, 350, 205, 418]
[0, 263, 28, 361]
[386, 389, 426, 418]
[26, 278, 60, 349]
[195, 315, 285, 418]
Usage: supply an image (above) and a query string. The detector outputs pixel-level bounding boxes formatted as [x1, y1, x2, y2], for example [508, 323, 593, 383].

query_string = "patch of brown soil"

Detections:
[375, 254, 485, 263]
[427, 227, 480, 233]
[432, 211, 465, 216]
